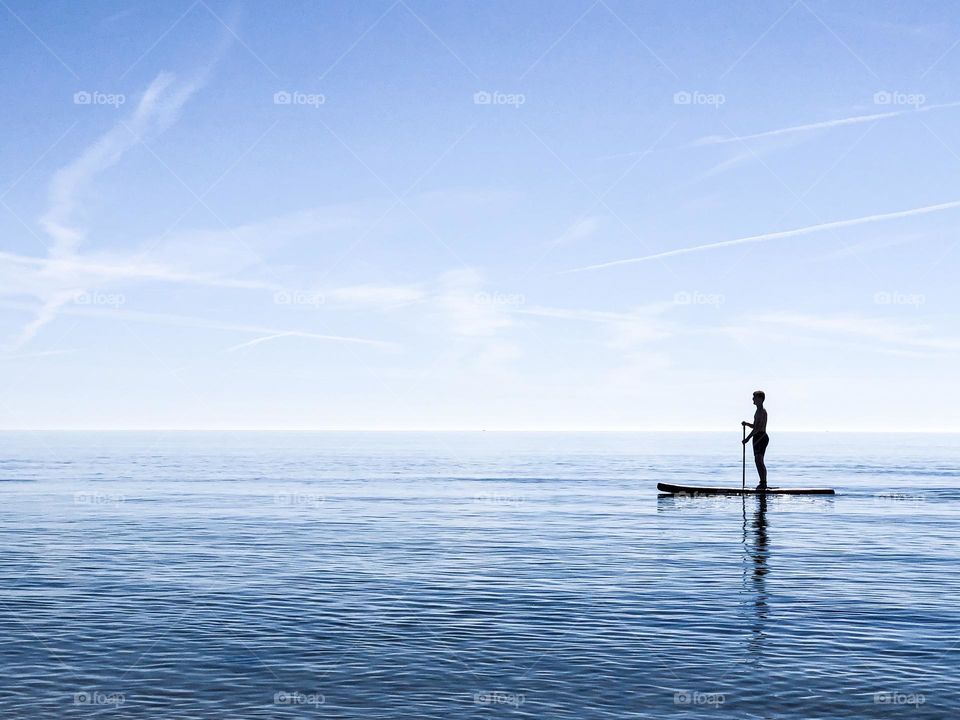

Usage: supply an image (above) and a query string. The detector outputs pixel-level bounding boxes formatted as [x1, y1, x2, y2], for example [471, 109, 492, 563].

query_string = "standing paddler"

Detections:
[742, 391, 769, 491]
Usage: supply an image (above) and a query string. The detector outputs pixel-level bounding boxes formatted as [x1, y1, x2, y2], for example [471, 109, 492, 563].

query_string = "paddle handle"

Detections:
[742, 424, 746, 490]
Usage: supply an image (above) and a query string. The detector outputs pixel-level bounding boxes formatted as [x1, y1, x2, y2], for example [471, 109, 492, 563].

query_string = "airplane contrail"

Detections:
[691, 100, 960, 147]
[562, 198, 960, 274]
[603, 100, 960, 160]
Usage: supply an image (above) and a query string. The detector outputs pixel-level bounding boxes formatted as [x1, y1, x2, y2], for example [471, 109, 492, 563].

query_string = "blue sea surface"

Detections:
[0, 431, 957, 718]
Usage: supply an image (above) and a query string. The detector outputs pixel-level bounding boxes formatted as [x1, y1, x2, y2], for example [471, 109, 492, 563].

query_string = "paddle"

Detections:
[742, 424, 746, 491]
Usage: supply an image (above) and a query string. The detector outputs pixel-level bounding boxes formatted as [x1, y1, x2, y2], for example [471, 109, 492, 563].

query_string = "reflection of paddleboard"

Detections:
[657, 482, 834, 496]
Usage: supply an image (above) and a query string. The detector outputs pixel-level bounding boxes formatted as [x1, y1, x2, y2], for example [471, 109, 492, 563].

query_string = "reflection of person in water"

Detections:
[746, 494, 769, 663]
[742, 391, 769, 490]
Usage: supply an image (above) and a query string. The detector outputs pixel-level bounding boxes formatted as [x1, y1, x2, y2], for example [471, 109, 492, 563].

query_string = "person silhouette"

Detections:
[742, 391, 769, 491]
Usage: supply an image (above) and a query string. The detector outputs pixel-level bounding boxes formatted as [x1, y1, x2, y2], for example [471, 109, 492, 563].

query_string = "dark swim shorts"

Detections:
[753, 434, 769, 456]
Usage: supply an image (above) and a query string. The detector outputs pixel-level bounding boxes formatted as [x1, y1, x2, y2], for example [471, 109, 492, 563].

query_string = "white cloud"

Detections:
[13, 70, 211, 349]
[437, 268, 517, 337]
[326, 284, 425, 307]
[730, 312, 960, 356]
[548, 216, 606, 247]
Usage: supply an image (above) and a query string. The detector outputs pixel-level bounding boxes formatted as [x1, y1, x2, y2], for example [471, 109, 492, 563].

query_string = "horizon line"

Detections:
[1, 427, 958, 433]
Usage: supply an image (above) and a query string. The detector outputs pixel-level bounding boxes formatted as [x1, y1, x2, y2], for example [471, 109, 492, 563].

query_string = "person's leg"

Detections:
[754, 451, 767, 488]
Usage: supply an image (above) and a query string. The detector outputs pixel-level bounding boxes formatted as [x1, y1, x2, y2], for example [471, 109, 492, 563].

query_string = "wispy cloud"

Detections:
[563, 198, 960, 274]
[437, 269, 517, 337]
[690, 100, 960, 147]
[604, 101, 960, 161]
[40, 72, 207, 257]
[13, 70, 212, 349]
[547, 216, 606, 247]
[739, 312, 960, 355]
[326, 284, 425, 307]
[0, 299, 397, 353]
[0, 349, 77, 362]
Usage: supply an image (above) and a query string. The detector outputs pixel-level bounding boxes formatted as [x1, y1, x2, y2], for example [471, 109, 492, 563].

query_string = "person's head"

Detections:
[753, 390, 765, 407]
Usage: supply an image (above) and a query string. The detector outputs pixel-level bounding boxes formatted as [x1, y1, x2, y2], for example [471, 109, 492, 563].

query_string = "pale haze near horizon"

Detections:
[1, 1, 959, 431]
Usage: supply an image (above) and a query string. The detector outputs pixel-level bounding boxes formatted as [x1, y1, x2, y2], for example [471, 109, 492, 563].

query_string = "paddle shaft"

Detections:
[742, 424, 746, 490]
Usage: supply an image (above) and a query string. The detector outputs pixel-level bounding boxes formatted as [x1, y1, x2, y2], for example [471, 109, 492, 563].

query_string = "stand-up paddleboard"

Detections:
[658, 482, 834, 496]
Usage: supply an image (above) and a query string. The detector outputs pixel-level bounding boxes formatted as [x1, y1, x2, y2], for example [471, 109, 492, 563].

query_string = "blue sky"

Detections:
[2, 0, 960, 430]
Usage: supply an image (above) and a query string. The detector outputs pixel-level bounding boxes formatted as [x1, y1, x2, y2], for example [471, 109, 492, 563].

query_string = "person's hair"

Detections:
[753, 390, 765, 401]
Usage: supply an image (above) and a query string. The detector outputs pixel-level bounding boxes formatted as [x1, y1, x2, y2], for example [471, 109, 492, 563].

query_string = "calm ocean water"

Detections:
[1, 431, 957, 718]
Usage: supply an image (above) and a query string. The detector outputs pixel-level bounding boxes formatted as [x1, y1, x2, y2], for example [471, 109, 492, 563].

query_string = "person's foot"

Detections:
[755, 483, 768, 492]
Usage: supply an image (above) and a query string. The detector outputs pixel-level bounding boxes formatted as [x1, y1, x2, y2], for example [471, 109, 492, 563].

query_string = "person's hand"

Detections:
[741, 421, 748, 427]
[742, 438, 749, 445]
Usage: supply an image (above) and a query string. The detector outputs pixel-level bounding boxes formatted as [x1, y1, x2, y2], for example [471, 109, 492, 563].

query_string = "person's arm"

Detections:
[742, 420, 754, 443]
